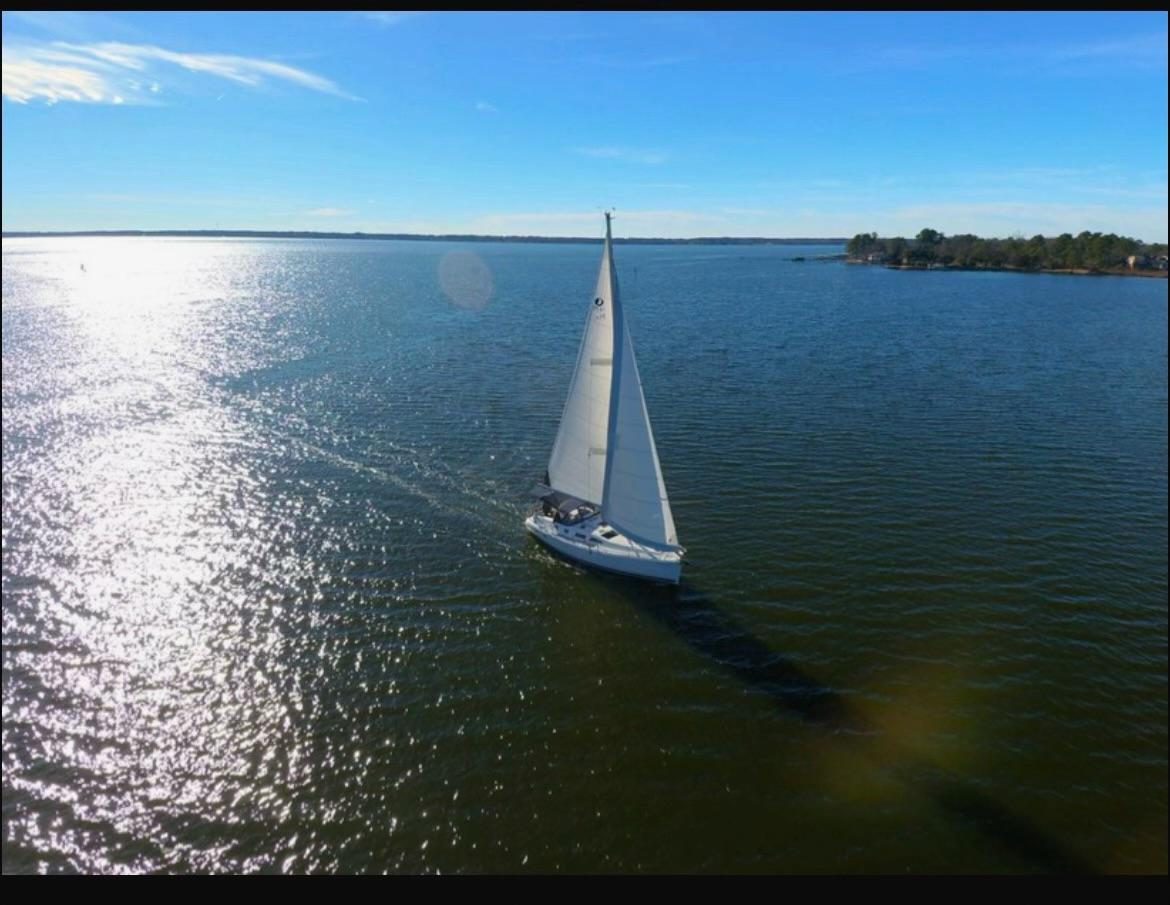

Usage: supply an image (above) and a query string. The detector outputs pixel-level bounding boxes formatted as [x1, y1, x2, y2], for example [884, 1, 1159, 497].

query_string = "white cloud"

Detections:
[2, 53, 112, 104]
[305, 207, 354, 217]
[2, 39, 357, 105]
[475, 100, 498, 113]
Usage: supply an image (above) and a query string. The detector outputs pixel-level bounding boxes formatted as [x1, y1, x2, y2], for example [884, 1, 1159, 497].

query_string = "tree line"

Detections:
[847, 229, 1168, 272]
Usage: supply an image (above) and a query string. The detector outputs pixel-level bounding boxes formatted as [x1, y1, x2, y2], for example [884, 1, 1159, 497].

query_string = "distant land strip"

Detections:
[1, 229, 847, 246]
[847, 228, 1168, 278]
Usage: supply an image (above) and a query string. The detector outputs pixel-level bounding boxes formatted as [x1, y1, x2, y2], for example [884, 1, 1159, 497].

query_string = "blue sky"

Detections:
[2, 11, 1166, 240]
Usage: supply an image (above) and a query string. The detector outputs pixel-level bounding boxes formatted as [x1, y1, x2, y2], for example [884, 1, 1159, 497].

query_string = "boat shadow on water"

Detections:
[587, 570, 1096, 874]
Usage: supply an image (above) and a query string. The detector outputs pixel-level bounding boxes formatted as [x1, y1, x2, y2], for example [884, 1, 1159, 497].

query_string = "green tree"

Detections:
[847, 232, 879, 257]
[851, 227, 1151, 273]
[1051, 233, 1074, 269]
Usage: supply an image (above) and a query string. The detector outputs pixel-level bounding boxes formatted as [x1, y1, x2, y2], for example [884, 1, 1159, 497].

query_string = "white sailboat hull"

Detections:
[525, 514, 682, 584]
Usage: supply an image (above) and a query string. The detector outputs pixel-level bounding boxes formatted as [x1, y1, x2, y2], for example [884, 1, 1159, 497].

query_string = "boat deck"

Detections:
[525, 512, 682, 583]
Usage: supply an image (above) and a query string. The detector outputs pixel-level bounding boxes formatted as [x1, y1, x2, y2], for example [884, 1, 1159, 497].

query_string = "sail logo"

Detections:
[594, 297, 604, 308]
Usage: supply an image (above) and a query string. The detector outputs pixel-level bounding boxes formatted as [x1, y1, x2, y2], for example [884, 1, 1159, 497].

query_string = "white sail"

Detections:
[546, 230, 617, 505]
[600, 268, 679, 550]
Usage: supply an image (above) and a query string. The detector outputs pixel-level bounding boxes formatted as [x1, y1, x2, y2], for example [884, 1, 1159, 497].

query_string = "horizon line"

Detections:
[5, 228, 1164, 245]
[0, 229, 850, 245]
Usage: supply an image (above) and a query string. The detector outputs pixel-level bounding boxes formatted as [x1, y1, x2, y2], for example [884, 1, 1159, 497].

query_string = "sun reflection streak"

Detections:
[3, 239, 340, 872]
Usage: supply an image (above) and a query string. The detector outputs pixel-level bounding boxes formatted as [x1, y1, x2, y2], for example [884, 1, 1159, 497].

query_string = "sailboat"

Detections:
[526, 213, 684, 583]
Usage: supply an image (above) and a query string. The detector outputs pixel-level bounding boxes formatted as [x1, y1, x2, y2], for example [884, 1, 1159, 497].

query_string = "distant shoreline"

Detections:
[848, 259, 1168, 279]
[1, 229, 846, 246]
[845, 229, 1168, 280]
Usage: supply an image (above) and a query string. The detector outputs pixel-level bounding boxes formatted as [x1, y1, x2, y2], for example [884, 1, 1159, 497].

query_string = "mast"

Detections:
[600, 210, 623, 518]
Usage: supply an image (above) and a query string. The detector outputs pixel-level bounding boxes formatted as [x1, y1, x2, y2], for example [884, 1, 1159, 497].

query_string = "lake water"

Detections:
[2, 237, 1166, 873]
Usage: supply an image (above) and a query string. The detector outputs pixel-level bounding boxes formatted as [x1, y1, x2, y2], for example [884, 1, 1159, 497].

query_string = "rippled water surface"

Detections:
[3, 237, 1166, 873]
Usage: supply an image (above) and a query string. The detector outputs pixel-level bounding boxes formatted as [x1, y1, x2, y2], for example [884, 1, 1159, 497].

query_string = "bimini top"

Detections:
[533, 488, 599, 523]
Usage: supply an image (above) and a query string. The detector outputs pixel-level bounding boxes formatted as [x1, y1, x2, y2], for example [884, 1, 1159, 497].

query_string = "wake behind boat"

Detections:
[526, 213, 684, 583]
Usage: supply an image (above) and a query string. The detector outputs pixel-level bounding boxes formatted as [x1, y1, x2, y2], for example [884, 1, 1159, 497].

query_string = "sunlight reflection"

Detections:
[4, 238, 322, 871]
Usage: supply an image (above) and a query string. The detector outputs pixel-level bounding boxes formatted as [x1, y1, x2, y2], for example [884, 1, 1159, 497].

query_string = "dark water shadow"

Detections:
[595, 572, 1096, 874]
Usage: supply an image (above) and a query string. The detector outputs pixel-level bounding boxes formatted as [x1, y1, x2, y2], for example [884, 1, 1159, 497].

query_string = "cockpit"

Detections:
[536, 490, 599, 526]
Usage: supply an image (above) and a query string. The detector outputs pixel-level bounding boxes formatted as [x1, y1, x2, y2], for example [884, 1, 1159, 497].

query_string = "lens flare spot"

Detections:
[438, 251, 493, 310]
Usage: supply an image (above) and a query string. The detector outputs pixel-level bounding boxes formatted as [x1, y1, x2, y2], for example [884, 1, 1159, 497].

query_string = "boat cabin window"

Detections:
[541, 492, 598, 525]
[599, 529, 618, 539]
[552, 504, 596, 526]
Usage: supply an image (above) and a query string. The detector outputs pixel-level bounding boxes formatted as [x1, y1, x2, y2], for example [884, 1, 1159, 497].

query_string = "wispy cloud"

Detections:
[468, 208, 717, 237]
[886, 200, 1168, 238]
[1039, 33, 1167, 66]
[970, 166, 1166, 198]
[3, 51, 116, 104]
[461, 201, 1167, 242]
[475, 100, 498, 113]
[849, 32, 1167, 75]
[2, 11, 142, 43]
[778, 199, 1165, 243]
[2, 39, 357, 104]
[357, 12, 424, 28]
[874, 166, 1168, 204]
[573, 146, 668, 165]
[305, 207, 354, 217]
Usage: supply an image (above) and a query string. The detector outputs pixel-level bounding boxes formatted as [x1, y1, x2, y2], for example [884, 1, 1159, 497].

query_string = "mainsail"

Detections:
[546, 224, 617, 505]
[547, 214, 678, 549]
